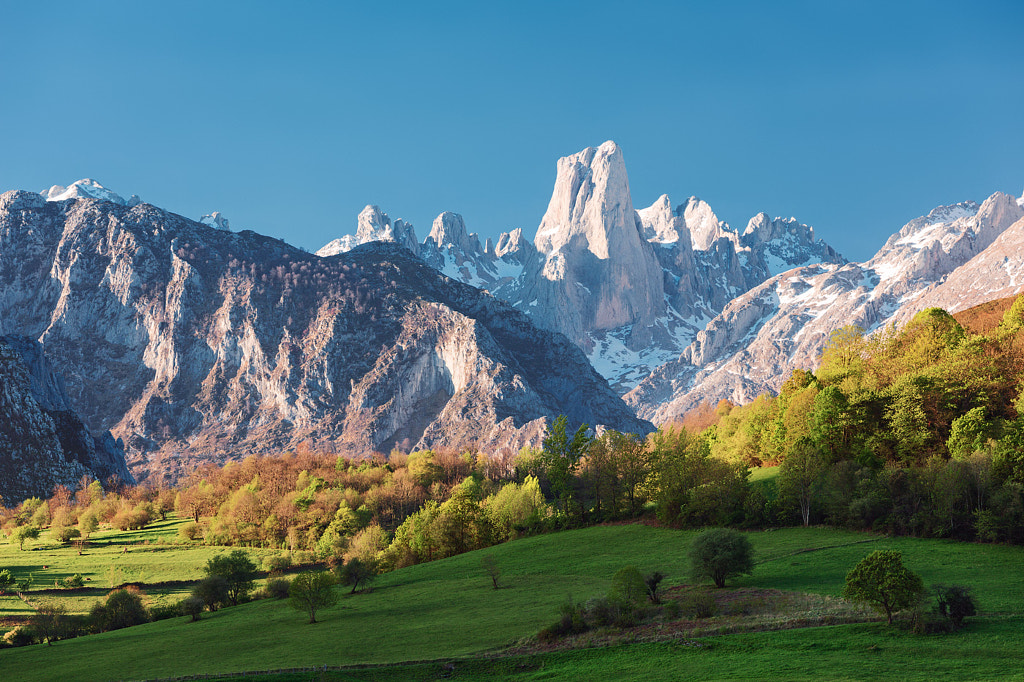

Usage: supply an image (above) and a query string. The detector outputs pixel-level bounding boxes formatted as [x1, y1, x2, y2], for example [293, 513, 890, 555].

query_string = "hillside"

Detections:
[2, 525, 1023, 681]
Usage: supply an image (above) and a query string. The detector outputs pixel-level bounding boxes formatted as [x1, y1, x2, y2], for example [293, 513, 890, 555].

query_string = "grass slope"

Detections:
[2, 525, 1022, 681]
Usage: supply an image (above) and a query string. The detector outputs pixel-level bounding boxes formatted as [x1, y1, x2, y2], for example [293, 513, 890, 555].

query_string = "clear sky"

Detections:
[1, 0, 1021, 262]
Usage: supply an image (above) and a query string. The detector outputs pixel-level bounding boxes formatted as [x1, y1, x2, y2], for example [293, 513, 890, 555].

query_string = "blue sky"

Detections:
[1, 0, 1021, 261]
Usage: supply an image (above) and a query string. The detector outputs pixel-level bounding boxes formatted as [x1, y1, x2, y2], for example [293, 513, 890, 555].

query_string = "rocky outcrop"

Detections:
[317, 142, 846, 393]
[627, 191, 1024, 422]
[0, 191, 649, 483]
[0, 335, 132, 501]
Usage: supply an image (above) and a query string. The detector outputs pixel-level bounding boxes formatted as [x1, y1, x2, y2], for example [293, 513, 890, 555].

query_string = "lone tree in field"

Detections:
[481, 555, 501, 589]
[289, 571, 338, 624]
[11, 525, 41, 551]
[204, 550, 258, 605]
[336, 557, 376, 594]
[842, 550, 924, 625]
[689, 528, 754, 588]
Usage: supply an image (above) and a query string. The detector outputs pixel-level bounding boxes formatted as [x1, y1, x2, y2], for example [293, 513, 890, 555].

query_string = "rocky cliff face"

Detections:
[626, 191, 1024, 422]
[0, 190, 649, 484]
[317, 142, 845, 393]
[0, 335, 132, 501]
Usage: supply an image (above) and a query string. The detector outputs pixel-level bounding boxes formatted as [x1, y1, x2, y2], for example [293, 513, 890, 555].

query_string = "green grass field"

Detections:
[0, 517, 278, 616]
[1, 523, 1023, 681]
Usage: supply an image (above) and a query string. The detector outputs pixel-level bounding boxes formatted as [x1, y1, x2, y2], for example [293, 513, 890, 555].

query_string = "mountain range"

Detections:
[2, 145, 1022, 489]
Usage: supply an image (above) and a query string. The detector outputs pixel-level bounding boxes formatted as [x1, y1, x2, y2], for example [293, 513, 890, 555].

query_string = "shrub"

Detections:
[148, 603, 181, 621]
[176, 521, 203, 542]
[645, 571, 666, 604]
[60, 574, 84, 589]
[934, 584, 977, 630]
[0, 569, 14, 593]
[266, 577, 292, 599]
[192, 575, 229, 612]
[679, 590, 717, 619]
[663, 599, 682, 620]
[689, 528, 754, 588]
[609, 565, 647, 605]
[90, 588, 149, 632]
[538, 598, 588, 642]
[263, 554, 292, 574]
[180, 596, 205, 622]
[2, 626, 35, 647]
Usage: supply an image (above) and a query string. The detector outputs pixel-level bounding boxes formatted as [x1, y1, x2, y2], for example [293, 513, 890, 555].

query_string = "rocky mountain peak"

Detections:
[42, 178, 128, 205]
[534, 140, 634, 259]
[683, 196, 731, 250]
[427, 211, 482, 255]
[200, 211, 231, 231]
[317, 204, 420, 258]
[637, 194, 688, 245]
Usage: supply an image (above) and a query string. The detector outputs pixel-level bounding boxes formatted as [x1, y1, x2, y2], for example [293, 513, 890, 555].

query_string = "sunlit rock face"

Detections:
[0, 190, 650, 484]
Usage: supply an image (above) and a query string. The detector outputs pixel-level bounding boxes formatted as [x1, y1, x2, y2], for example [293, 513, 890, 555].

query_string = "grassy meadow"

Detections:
[2, 523, 1023, 680]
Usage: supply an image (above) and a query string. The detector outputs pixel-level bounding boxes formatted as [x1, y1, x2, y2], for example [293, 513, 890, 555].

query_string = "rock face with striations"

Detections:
[626, 191, 1024, 422]
[0, 335, 132, 501]
[0, 188, 649, 484]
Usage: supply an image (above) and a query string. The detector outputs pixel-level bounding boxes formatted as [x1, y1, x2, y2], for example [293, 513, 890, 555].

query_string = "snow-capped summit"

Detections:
[199, 212, 231, 231]
[42, 179, 131, 205]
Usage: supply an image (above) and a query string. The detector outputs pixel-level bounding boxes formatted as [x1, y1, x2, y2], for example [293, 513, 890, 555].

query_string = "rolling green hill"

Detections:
[2, 524, 1023, 681]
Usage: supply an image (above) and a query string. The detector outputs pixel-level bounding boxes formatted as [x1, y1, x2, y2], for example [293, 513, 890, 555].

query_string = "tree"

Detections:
[180, 596, 205, 622]
[0, 569, 14, 594]
[90, 588, 149, 632]
[289, 571, 338, 624]
[842, 550, 924, 624]
[779, 437, 828, 526]
[204, 550, 258, 605]
[608, 565, 647, 604]
[481, 555, 501, 590]
[541, 415, 592, 517]
[192, 575, 230, 612]
[10, 525, 41, 551]
[688, 528, 754, 588]
[31, 603, 68, 645]
[336, 557, 376, 594]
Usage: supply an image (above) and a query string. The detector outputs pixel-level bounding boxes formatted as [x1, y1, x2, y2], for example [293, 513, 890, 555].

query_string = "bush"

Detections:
[192, 575, 229, 612]
[180, 593, 205, 618]
[679, 590, 717, 619]
[60, 573, 84, 589]
[180, 596, 205, 622]
[90, 588, 149, 632]
[689, 528, 754, 588]
[608, 565, 647, 605]
[538, 598, 588, 642]
[148, 603, 181, 622]
[266, 577, 292, 599]
[644, 571, 666, 604]
[263, 554, 292, 574]
[0, 569, 14, 593]
[176, 521, 203, 542]
[934, 584, 977, 630]
[2, 626, 35, 647]
[663, 599, 682, 620]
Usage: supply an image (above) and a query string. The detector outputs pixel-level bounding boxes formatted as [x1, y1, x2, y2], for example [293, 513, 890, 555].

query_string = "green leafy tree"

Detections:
[779, 437, 828, 526]
[192, 575, 229, 612]
[204, 550, 258, 605]
[336, 557, 376, 594]
[289, 571, 338, 624]
[10, 525, 41, 550]
[608, 565, 647, 604]
[947, 407, 992, 461]
[31, 603, 68, 645]
[0, 569, 15, 593]
[541, 415, 592, 517]
[688, 527, 754, 588]
[842, 550, 924, 624]
[90, 588, 149, 632]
